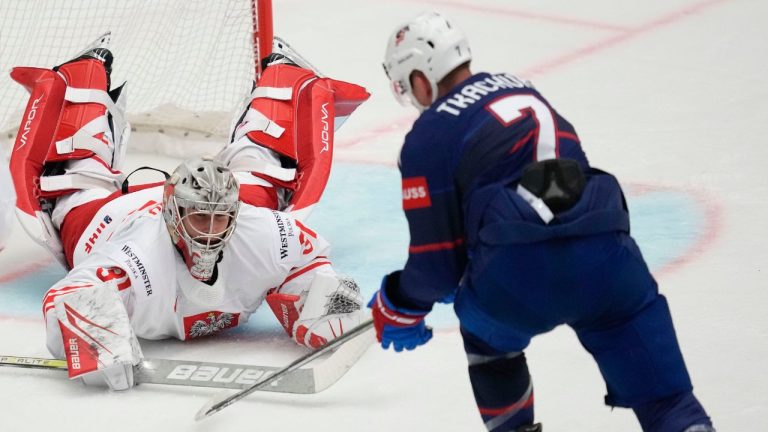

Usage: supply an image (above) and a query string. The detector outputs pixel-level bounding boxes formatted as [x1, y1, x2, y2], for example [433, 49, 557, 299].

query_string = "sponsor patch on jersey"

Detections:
[183, 311, 240, 340]
[118, 241, 153, 297]
[402, 177, 432, 210]
[272, 211, 296, 260]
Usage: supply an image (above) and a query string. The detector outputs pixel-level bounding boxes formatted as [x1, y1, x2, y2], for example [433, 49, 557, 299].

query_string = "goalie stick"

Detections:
[195, 319, 375, 421]
[0, 324, 372, 394]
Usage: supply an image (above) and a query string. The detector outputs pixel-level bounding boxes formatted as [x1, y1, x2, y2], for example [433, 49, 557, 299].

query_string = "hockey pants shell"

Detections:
[455, 232, 694, 408]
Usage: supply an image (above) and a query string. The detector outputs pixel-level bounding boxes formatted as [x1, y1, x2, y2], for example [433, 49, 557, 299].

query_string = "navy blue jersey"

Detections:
[397, 72, 589, 310]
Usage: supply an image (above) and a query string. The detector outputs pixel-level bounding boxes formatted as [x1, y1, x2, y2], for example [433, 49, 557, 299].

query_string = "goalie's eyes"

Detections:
[184, 213, 232, 236]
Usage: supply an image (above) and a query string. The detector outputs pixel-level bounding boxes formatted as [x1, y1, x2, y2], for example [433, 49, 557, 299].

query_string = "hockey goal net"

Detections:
[0, 0, 271, 156]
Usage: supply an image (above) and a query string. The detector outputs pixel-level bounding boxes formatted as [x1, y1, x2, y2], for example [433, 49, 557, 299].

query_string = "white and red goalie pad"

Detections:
[234, 64, 369, 218]
[11, 58, 119, 214]
[9, 55, 127, 267]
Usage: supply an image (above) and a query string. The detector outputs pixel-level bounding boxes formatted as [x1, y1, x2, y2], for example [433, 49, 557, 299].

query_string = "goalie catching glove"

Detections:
[48, 279, 142, 390]
[267, 273, 364, 348]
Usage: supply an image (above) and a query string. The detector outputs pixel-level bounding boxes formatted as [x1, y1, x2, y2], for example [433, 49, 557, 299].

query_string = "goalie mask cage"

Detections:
[0, 0, 272, 156]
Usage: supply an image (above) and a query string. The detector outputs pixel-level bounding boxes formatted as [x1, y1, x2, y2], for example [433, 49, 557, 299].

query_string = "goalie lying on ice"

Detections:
[9, 39, 369, 391]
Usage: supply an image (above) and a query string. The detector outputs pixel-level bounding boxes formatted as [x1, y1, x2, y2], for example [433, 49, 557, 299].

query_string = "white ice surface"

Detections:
[1, 0, 767, 430]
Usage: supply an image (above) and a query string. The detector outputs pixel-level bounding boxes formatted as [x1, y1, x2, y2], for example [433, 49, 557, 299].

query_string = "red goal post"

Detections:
[0, 0, 274, 156]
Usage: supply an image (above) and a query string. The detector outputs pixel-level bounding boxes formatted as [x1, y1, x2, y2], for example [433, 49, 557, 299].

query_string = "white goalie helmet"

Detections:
[163, 156, 240, 281]
[383, 12, 471, 111]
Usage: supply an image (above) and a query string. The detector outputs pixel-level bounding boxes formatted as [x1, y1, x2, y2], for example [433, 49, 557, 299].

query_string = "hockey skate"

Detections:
[515, 424, 542, 432]
[261, 36, 324, 77]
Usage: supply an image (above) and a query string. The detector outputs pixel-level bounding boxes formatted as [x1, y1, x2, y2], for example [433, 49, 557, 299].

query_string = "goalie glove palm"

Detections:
[368, 271, 432, 352]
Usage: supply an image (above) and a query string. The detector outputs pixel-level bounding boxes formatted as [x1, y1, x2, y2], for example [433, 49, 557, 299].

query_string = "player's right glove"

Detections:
[367, 271, 432, 352]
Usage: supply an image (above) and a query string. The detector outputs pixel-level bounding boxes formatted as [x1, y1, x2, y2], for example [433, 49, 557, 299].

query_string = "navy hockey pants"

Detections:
[456, 231, 695, 408]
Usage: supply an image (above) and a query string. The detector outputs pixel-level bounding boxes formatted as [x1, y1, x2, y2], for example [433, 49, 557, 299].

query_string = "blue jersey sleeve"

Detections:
[396, 124, 467, 311]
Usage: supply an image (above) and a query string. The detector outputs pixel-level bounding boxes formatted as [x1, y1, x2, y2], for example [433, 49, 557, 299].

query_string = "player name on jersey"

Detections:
[435, 73, 533, 116]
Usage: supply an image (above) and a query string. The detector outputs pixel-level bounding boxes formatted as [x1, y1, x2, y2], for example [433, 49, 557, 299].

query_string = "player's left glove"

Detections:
[367, 271, 432, 352]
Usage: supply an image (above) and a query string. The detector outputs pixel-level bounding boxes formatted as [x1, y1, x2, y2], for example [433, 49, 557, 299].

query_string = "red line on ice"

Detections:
[340, 0, 729, 150]
[405, 0, 629, 32]
[0, 257, 54, 284]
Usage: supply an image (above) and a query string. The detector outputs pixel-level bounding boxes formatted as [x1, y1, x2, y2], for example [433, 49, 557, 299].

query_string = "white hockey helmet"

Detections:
[163, 156, 240, 281]
[383, 12, 471, 111]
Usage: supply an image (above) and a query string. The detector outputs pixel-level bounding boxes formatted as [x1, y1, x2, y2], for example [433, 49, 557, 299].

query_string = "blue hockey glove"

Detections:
[367, 271, 432, 352]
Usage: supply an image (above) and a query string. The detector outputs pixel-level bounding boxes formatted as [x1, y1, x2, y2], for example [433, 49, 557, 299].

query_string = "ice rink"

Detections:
[1, 0, 766, 430]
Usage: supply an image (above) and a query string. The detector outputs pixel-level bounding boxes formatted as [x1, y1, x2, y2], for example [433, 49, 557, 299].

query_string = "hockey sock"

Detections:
[463, 329, 535, 431]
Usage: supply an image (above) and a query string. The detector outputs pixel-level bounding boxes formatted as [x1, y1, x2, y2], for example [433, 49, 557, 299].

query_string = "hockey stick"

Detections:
[195, 319, 375, 421]
[0, 325, 372, 394]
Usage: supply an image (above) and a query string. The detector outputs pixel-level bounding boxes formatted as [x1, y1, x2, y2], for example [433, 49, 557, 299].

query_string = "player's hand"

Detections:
[367, 271, 432, 352]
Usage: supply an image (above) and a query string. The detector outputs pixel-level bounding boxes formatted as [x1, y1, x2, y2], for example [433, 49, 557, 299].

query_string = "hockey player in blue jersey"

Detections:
[367, 12, 714, 432]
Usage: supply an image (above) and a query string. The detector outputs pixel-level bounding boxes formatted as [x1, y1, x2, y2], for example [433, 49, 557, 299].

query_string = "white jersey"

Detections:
[0, 156, 15, 252]
[43, 185, 335, 355]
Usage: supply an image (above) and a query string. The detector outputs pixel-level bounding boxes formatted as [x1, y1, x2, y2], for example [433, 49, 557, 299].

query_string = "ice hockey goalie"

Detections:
[9, 38, 369, 391]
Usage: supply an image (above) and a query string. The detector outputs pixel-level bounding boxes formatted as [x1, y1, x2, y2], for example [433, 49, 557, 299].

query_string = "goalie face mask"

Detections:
[163, 157, 240, 281]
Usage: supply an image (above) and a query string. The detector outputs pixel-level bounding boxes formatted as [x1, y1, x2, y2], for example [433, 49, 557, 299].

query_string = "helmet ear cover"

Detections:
[382, 12, 471, 111]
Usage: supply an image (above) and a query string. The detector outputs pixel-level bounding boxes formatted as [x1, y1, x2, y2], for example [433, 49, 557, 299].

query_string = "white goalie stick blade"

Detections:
[195, 320, 375, 421]
[0, 327, 373, 394]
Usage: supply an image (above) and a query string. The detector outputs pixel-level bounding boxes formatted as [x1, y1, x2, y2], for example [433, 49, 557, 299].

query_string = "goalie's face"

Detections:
[168, 199, 239, 281]
[180, 209, 235, 246]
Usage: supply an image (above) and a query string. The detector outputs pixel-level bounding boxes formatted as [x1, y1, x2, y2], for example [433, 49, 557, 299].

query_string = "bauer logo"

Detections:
[402, 177, 432, 210]
[165, 364, 270, 385]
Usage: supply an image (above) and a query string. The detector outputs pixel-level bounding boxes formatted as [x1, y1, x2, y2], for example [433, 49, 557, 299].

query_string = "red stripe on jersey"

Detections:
[280, 260, 331, 286]
[556, 131, 580, 142]
[509, 129, 536, 155]
[408, 238, 465, 254]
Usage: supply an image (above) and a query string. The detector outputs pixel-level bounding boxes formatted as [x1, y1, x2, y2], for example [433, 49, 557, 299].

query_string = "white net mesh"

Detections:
[0, 0, 258, 148]
[325, 277, 363, 315]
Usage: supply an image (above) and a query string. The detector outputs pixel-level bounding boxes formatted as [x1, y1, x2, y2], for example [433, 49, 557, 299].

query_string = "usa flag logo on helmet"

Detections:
[395, 26, 409, 46]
